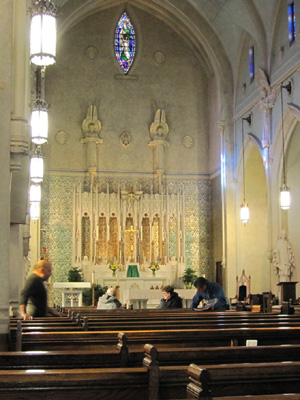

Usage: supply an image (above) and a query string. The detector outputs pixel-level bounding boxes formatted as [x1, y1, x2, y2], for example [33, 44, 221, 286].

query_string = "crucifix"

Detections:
[125, 225, 139, 262]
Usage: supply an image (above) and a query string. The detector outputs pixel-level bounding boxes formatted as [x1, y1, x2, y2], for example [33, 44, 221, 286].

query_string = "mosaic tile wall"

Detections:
[41, 175, 213, 304]
[211, 174, 223, 276]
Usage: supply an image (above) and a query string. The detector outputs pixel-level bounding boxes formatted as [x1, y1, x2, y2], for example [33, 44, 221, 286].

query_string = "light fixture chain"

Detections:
[242, 119, 246, 203]
[281, 84, 286, 186]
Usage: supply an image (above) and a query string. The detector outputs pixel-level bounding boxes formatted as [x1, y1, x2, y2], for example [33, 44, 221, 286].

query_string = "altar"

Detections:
[53, 282, 91, 307]
[82, 263, 177, 305]
[123, 288, 196, 309]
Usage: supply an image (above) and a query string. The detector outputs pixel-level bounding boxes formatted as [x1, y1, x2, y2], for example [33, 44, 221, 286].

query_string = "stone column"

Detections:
[256, 68, 279, 149]
[0, 0, 14, 348]
[10, 0, 30, 172]
[10, 225, 23, 317]
[9, 0, 31, 322]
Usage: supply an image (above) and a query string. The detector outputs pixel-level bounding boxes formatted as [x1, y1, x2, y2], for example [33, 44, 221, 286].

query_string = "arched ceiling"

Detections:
[54, 0, 278, 79]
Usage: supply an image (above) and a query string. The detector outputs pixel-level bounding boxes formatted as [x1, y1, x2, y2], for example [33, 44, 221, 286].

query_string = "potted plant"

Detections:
[82, 284, 106, 306]
[67, 267, 83, 282]
[181, 266, 197, 289]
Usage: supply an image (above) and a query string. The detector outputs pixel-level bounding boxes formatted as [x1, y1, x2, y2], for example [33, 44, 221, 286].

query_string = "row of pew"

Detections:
[4, 308, 300, 399]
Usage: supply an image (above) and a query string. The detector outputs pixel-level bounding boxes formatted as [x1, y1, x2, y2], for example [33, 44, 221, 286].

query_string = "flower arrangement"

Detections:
[109, 263, 119, 276]
[149, 263, 160, 276]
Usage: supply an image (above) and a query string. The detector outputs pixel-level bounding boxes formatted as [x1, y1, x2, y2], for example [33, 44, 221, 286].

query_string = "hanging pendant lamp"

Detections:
[30, 0, 57, 66]
[280, 82, 292, 210]
[30, 147, 44, 183]
[240, 114, 252, 224]
[30, 202, 40, 220]
[31, 67, 49, 145]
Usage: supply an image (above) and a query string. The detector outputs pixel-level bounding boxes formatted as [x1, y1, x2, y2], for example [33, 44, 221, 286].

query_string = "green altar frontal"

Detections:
[126, 264, 140, 277]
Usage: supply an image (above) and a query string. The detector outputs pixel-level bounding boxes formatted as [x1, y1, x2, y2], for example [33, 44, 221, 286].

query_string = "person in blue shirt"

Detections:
[191, 277, 227, 311]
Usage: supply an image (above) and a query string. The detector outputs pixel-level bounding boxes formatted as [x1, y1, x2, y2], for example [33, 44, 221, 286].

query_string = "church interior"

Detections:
[1, 0, 300, 365]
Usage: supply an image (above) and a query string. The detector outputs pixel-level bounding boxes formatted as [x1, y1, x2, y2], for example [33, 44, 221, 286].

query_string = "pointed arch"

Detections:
[235, 136, 269, 294]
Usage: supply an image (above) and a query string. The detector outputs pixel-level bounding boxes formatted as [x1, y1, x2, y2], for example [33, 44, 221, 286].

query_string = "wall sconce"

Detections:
[31, 67, 48, 145]
[280, 81, 292, 210]
[30, 0, 57, 66]
[30, 146, 44, 183]
[240, 113, 252, 224]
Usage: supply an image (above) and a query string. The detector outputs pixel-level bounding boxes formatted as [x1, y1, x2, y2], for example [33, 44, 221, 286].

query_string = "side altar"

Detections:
[53, 282, 91, 307]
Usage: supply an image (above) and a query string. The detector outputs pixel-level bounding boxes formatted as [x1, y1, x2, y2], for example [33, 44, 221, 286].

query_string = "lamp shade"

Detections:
[30, 1, 57, 66]
[240, 202, 250, 224]
[280, 184, 291, 210]
[30, 149, 44, 183]
[30, 202, 40, 220]
[31, 98, 48, 145]
[30, 184, 41, 202]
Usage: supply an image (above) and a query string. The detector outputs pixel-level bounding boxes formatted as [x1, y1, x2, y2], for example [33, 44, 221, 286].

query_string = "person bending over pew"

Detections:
[191, 277, 227, 311]
[97, 287, 122, 309]
[19, 260, 63, 320]
[157, 285, 183, 309]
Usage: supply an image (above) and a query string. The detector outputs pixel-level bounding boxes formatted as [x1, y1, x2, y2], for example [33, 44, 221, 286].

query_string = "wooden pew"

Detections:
[143, 343, 300, 399]
[210, 396, 300, 400]
[186, 362, 300, 399]
[11, 313, 300, 340]
[0, 367, 150, 400]
[82, 317, 300, 331]
[16, 326, 300, 351]
[2, 340, 300, 399]
[5, 335, 300, 370]
[143, 343, 300, 366]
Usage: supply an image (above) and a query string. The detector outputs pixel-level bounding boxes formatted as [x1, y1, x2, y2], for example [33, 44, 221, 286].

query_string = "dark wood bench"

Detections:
[143, 342, 300, 366]
[0, 367, 150, 400]
[143, 343, 300, 399]
[82, 317, 300, 331]
[186, 362, 300, 399]
[15, 326, 300, 351]
[209, 396, 300, 400]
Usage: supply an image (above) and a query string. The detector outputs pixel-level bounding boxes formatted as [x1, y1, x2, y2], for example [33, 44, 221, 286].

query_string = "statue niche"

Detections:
[272, 230, 295, 282]
[80, 105, 103, 177]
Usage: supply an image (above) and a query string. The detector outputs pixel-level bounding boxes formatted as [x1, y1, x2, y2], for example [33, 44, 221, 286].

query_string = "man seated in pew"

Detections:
[157, 285, 183, 309]
[191, 277, 228, 311]
[19, 260, 63, 320]
[97, 287, 122, 309]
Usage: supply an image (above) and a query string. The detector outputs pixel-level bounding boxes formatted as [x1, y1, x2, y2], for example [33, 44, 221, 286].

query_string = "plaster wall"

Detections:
[234, 141, 268, 299]
[286, 122, 300, 295]
[45, 6, 209, 176]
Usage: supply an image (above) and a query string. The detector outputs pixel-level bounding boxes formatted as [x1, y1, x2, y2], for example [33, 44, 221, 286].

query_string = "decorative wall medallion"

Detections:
[120, 131, 132, 148]
[86, 46, 98, 60]
[153, 51, 165, 65]
[181, 135, 194, 149]
[55, 130, 69, 145]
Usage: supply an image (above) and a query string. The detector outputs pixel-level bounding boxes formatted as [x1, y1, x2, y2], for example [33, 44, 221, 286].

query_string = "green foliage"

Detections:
[83, 284, 106, 306]
[181, 266, 197, 288]
[67, 267, 83, 282]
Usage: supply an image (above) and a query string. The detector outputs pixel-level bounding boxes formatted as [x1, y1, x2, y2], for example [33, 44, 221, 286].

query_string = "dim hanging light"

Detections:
[280, 81, 292, 210]
[240, 114, 252, 224]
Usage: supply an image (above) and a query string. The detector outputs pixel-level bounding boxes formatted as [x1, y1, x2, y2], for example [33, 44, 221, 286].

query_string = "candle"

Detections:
[92, 271, 95, 284]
